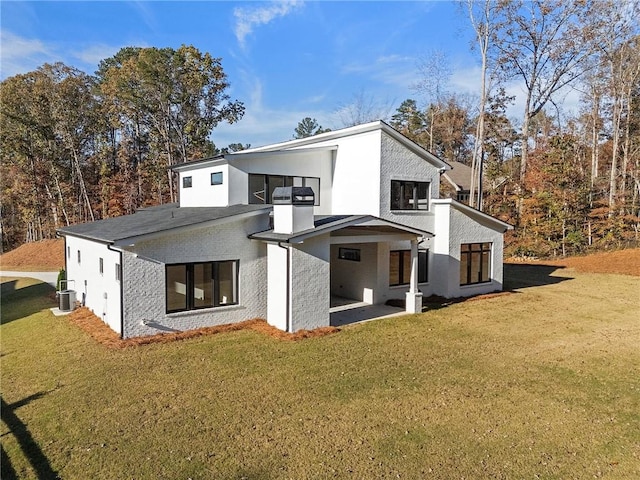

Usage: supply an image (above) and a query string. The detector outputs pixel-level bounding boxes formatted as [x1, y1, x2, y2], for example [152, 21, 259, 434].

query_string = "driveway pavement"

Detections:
[0, 271, 59, 289]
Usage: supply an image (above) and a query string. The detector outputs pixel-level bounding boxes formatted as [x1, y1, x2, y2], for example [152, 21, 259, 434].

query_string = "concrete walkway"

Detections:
[0, 271, 59, 288]
[330, 297, 405, 327]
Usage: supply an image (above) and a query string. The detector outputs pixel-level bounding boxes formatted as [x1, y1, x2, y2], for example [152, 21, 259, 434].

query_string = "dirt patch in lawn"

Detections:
[0, 239, 64, 271]
[67, 307, 339, 348]
[507, 248, 640, 277]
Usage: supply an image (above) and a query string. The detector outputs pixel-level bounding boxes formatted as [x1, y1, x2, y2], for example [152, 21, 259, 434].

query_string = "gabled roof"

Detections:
[240, 120, 451, 172]
[58, 203, 270, 245]
[431, 198, 513, 233]
[249, 215, 433, 244]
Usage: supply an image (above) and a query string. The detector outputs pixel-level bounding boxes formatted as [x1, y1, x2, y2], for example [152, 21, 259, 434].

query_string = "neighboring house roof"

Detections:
[57, 203, 270, 245]
[249, 215, 433, 244]
[442, 161, 473, 192]
[431, 198, 513, 233]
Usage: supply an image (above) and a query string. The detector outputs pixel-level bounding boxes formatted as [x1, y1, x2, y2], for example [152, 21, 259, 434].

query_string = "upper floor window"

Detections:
[99, 257, 104, 275]
[183, 176, 192, 188]
[460, 243, 491, 285]
[77, 250, 81, 264]
[391, 180, 429, 210]
[211, 172, 223, 185]
[249, 174, 320, 206]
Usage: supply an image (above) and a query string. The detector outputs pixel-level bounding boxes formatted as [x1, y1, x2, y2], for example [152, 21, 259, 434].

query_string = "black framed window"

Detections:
[183, 176, 192, 188]
[248, 174, 320, 205]
[389, 250, 428, 286]
[391, 180, 429, 210]
[115, 263, 122, 282]
[211, 172, 223, 185]
[99, 257, 104, 274]
[460, 243, 491, 285]
[77, 250, 81, 264]
[338, 247, 361, 262]
[166, 260, 238, 313]
[67, 246, 70, 258]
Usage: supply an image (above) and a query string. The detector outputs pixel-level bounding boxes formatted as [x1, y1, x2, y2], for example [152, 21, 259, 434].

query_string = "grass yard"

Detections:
[1, 260, 639, 479]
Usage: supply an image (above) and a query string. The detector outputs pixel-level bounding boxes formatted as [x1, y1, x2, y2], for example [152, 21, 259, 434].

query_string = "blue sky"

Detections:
[2, 1, 493, 148]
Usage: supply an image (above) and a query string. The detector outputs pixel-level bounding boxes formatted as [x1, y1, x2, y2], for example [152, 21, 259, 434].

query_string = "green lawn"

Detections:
[1, 265, 639, 479]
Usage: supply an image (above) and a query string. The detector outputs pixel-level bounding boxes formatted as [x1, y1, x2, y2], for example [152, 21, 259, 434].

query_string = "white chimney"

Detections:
[272, 186, 315, 234]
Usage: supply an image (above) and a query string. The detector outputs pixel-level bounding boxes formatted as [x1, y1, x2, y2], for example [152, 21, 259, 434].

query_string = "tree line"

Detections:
[1, 0, 639, 257]
[0, 45, 244, 251]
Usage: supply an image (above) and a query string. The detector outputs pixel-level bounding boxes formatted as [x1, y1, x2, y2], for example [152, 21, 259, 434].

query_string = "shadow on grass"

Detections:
[503, 263, 573, 291]
[383, 263, 574, 314]
[1, 392, 58, 480]
[0, 281, 56, 325]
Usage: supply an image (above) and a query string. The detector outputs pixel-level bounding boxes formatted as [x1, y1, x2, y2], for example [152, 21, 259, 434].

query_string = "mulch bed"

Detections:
[67, 307, 340, 349]
[0, 239, 64, 270]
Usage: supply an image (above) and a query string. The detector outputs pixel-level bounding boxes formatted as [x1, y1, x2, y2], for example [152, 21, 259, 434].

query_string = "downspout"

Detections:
[277, 242, 291, 333]
[56, 232, 66, 292]
[107, 243, 124, 339]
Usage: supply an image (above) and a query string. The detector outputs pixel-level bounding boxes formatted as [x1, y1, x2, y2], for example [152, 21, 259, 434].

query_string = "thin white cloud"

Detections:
[233, 0, 303, 50]
[341, 54, 417, 89]
[72, 44, 125, 69]
[0, 31, 53, 78]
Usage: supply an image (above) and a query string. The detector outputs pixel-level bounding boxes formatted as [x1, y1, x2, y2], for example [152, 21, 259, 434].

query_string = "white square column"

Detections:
[405, 238, 423, 314]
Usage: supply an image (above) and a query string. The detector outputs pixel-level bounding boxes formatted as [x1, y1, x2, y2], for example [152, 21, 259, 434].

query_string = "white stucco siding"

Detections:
[327, 130, 382, 216]
[64, 236, 122, 334]
[179, 164, 230, 207]
[290, 235, 330, 331]
[432, 202, 505, 298]
[121, 214, 269, 338]
[266, 243, 288, 331]
[379, 131, 440, 233]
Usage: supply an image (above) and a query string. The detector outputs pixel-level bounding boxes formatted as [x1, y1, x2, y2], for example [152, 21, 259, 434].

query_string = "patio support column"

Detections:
[405, 238, 423, 314]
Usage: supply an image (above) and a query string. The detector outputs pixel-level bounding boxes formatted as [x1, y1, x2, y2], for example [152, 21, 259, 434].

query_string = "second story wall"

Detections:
[179, 162, 230, 207]
[379, 131, 442, 233]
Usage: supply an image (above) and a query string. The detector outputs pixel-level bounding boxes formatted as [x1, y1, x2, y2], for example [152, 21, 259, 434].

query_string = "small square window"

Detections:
[338, 248, 361, 262]
[211, 172, 223, 185]
[183, 176, 192, 188]
[99, 258, 104, 274]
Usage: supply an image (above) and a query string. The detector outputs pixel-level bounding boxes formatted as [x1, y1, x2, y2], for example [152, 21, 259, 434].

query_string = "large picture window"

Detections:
[166, 260, 238, 313]
[460, 243, 491, 285]
[389, 250, 428, 286]
[391, 180, 429, 210]
[249, 174, 320, 205]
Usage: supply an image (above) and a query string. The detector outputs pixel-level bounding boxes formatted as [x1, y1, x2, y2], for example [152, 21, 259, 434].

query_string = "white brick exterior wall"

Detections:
[121, 214, 269, 338]
[431, 201, 505, 298]
[290, 235, 330, 331]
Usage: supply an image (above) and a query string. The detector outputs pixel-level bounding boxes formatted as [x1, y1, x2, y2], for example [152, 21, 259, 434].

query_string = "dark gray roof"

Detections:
[58, 203, 270, 244]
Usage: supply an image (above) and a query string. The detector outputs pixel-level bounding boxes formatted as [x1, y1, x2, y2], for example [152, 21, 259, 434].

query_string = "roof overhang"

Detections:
[431, 198, 513, 233]
[241, 121, 451, 172]
[249, 215, 433, 244]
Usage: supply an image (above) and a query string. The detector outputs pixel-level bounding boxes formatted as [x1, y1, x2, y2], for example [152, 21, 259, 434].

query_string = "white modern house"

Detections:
[58, 121, 512, 338]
